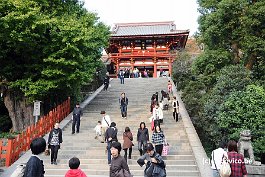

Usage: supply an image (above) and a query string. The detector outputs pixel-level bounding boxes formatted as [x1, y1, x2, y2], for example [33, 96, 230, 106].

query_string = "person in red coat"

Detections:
[65, 157, 87, 177]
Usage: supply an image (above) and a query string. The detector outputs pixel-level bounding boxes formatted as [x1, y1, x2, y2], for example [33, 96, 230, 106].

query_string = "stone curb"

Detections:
[169, 77, 213, 177]
[1, 80, 110, 177]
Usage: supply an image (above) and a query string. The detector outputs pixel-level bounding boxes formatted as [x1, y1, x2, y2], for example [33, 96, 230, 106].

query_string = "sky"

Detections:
[83, 0, 200, 35]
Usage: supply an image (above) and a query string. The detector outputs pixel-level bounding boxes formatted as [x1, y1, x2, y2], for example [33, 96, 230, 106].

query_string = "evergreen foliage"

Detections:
[173, 0, 265, 158]
[0, 0, 110, 131]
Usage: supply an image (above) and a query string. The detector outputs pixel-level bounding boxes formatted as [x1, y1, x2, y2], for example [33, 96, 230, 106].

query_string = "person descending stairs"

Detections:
[39, 78, 200, 177]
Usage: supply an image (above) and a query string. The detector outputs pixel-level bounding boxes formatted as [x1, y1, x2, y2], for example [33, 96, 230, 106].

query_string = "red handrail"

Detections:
[0, 97, 70, 167]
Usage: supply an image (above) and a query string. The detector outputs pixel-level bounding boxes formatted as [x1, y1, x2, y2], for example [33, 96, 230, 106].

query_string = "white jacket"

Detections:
[101, 115, 111, 128]
[152, 107, 163, 120]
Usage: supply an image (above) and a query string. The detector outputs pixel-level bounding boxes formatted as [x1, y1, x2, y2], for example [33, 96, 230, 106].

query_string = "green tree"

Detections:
[198, 0, 265, 70]
[201, 65, 252, 147]
[0, 0, 110, 132]
[172, 51, 193, 90]
[218, 85, 265, 156]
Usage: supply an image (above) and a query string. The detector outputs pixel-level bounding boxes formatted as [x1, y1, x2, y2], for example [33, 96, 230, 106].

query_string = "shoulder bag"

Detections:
[219, 154, 231, 177]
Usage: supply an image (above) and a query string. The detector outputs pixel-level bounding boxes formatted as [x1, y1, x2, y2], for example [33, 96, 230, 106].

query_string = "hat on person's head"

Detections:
[110, 122, 116, 127]
[100, 111, 105, 114]
[111, 141, 121, 153]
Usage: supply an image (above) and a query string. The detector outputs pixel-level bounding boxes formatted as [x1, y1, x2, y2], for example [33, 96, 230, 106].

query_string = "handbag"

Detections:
[151, 120, 154, 131]
[10, 163, 26, 177]
[219, 154, 231, 177]
[145, 162, 154, 177]
[162, 143, 169, 156]
[115, 168, 133, 177]
[45, 149, 50, 156]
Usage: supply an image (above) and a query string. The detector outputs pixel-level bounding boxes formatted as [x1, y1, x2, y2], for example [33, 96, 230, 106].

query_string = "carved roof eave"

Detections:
[110, 32, 190, 39]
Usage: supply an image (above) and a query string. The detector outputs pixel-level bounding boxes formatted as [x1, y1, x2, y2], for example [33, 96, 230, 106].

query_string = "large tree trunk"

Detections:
[3, 90, 34, 132]
[231, 42, 240, 64]
[246, 53, 256, 70]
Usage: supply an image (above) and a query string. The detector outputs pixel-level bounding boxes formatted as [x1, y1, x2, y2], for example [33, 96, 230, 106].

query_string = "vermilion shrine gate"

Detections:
[105, 21, 189, 77]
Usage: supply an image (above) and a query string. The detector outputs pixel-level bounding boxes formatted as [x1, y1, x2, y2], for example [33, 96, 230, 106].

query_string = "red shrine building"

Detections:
[105, 21, 189, 78]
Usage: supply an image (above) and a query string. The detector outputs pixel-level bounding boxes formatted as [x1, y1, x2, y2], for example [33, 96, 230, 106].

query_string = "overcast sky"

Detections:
[83, 0, 200, 35]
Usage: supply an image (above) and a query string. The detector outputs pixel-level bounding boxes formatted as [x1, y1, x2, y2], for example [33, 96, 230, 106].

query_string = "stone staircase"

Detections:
[43, 78, 200, 177]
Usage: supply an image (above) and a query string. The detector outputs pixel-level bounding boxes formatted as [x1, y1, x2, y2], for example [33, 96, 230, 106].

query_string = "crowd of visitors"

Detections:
[17, 77, 248, 177]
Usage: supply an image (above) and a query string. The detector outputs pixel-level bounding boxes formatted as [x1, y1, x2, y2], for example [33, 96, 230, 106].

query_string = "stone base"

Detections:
[246, 165, 265, 177]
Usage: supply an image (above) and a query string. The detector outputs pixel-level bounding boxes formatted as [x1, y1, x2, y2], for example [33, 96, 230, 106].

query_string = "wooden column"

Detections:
[153, 57, 157, 78]
[116, 58, 119, 78]
[168, 58, 172, 77]
[130, 58, 134, 70]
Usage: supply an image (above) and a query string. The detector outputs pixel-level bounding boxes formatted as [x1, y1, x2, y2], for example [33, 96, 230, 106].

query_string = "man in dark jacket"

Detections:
[72, 103, 83, 134]
[48, 122, 63, 165]
[103, 72, 110, 91]
[119, 92, 128, 119]
[137, 143, 166, 177]
[105, 122, 118, 165]
[23, 137, 46, 177]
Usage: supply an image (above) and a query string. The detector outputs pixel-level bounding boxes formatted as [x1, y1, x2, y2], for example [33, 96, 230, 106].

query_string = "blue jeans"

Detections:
[107, 142, 111, 164]
[120, 77, 124, 84]
[120, 105, 127, 117]
[212, 169, 220, 177]
[138, 141, 147, 155]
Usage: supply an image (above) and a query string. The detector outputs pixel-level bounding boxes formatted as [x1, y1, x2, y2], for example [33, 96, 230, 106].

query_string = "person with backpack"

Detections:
[105, 122, 118, 165]
[23, 137, 46, 177]
[119, 92, 128, 119]
[137, 143, 166, 177]
[48, 122, 63, 165]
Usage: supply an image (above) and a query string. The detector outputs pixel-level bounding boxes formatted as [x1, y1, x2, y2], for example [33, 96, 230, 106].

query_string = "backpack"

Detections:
[10, 163, 26, 177]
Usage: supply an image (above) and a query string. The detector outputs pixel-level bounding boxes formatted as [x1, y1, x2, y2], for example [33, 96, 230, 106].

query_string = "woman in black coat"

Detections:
[47, 122, 63, 165]
[137, 122, 149, 156]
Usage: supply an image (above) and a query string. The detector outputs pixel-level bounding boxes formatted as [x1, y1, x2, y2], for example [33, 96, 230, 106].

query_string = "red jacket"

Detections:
[65, 169, 87, 177]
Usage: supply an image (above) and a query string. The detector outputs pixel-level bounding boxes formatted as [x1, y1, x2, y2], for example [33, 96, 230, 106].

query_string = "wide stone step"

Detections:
[44, 163, 198, 171]
[44, 168, 200, 176]
[41, 78, 200, 177]
[45, 176, 199, 177]
[44, 154, 194, 160]
[42, 158, 197, 165]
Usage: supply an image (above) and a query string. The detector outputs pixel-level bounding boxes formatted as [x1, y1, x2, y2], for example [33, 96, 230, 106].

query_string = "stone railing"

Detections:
[169, 78, 213, 177]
